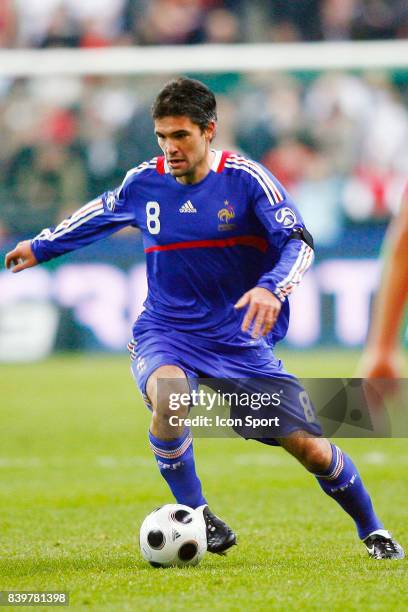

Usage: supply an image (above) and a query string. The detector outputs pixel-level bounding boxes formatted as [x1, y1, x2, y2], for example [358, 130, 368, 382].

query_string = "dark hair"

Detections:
[152, 77, 217, 131]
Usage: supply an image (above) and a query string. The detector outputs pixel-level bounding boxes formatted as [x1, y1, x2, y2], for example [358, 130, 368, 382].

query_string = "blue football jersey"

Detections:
[31, 151, 314, 346]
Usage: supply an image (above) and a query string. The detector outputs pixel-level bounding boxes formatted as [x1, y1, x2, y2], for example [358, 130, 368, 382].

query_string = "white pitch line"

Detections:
[1, 452, 408, 469]
[0, 458, 43, 468]
[95, 456, 152, 468]
[361, 452, 386, 465]
[233, 454, 292, 466]
[0, 456, 151, 469]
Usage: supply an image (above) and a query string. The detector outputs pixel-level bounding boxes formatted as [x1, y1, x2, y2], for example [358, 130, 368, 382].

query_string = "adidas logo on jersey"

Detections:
[172, 528, 181, 541]
[179, 200, 197, 213]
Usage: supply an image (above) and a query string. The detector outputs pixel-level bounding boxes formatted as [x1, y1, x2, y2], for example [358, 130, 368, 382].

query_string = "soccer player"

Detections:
[359, 187, 408, 382]
[5, 78, 404, 560]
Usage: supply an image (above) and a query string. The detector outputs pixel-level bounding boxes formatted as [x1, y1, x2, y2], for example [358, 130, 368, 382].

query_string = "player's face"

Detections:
[154, 116, 215, 184]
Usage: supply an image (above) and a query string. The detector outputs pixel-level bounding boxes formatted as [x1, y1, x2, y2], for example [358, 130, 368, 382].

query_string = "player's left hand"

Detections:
[235, 287, 282, 338]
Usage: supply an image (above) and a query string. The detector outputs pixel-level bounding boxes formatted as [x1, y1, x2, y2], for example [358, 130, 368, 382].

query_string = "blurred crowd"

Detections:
[1, 69, 407, 245]
[0, 0, 407, 48]
[0, 1, 407, 246]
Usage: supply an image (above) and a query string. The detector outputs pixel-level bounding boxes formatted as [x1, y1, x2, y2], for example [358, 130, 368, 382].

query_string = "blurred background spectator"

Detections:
[0, 0, 406, 48]
[0, 1, 407, 245]
[1, 69, 406, 245]
[0, 0, 17, 47]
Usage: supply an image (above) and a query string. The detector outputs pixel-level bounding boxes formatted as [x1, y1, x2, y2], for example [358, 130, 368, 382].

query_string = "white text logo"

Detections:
[179, 201, 197, 213]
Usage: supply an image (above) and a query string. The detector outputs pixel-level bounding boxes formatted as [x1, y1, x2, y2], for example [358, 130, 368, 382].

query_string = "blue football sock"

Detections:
[314, 444, 383, 539]
[148, 429, 207, 509]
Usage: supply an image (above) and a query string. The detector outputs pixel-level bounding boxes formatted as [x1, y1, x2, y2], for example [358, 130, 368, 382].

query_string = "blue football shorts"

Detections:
[128, 317, 322, 443]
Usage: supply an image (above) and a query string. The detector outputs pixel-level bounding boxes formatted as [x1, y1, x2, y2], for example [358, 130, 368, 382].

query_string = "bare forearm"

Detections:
[367, 198, 408, 353]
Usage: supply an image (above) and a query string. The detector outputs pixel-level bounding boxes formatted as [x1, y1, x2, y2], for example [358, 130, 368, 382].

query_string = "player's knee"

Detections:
[283, 436, 332, 472]
[300, 440, 332, 472]
[151, 403, 188, 439]
[151, 397, 189, 436]
[146, 365, 189, 412]
[147, 365, 190, 436]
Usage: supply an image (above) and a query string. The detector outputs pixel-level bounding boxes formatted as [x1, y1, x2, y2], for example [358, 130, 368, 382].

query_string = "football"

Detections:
[139, 504, 207, 567]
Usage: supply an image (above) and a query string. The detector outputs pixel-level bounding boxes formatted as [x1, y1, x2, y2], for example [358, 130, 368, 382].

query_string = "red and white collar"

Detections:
[156, 150, 231, 175]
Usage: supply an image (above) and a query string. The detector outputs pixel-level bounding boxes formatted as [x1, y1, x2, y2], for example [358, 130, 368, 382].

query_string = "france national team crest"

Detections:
[218, 200, 236, 231]
[275, 207, 297, 228]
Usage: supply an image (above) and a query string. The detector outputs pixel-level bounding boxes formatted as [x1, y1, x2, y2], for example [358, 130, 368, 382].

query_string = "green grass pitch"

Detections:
[1, 351, 407, 611]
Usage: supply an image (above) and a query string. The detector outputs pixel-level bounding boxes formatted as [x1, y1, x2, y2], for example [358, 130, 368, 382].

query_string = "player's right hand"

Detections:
[4, 240, 38, 273]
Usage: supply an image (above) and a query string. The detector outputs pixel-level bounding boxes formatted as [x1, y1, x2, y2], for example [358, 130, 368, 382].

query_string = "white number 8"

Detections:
[146, 201, 160, 234]
[299, 390, 316, 423]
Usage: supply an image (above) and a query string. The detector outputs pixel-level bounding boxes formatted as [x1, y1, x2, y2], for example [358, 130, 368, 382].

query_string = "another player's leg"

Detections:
[146, 365, 236, 554]
[279, 433, 404, 559]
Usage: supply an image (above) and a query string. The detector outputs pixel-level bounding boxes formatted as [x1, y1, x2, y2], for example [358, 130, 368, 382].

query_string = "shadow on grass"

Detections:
[0, 552, 275, 579]
[3, 549, 395, 580]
